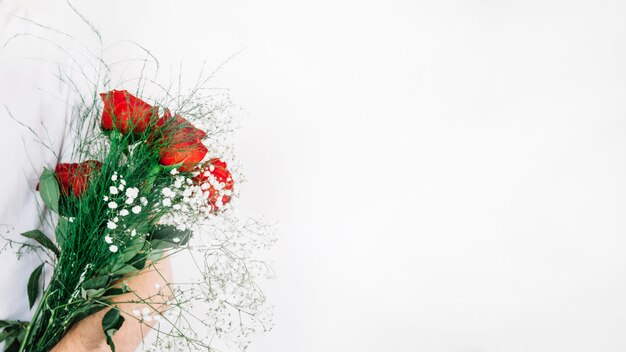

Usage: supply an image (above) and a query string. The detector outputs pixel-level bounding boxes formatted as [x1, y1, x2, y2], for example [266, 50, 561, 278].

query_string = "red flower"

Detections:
[100, 90, 156, 134]
[54, 160, 102, 197]
[154, 110, 208, 172]
[193, 158, 234, 212]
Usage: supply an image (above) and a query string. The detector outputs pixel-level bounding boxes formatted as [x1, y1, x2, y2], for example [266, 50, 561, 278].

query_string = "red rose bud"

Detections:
[54, 160, 102, 197]
[100, 90, 156, 134]
[156, 109, 207, 142]
[159, 141, 208, 172]
[193, 158, 234, 212]
[155, 111, 208, 172]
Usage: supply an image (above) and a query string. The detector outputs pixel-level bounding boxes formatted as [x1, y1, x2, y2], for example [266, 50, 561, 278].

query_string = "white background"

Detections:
[19, 0, 626, 351]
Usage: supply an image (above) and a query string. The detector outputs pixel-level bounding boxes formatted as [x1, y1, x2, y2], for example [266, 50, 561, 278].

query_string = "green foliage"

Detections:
[0, 320, 27, 352]
[38, 169, 60, 214]
[149, 225, 192, 249]
[102, 307, 125, 352]
[55, 217, 68, 249]
[21, 230, 60, 257]
[27, 264, 44, 309]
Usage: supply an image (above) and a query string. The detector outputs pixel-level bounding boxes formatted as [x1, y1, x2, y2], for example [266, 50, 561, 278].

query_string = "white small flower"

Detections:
[120, 179, 126, 186]
[170, 168, 179, 175]
[161, 187, 175, 198]
[104, 234, 113, 244]
[132, 205, 142, 214]
[154, 283, 161, 289]
[182, 188, 193, 197]
[130, 229, 137, 237]
[209, 165, 215, 172]
[200, 183, 210, 190]
[108, 201, 118, 209]
[125, 197, 135, 205]
[113, 217, 119, 222]
[126, 187, 139, 198]
[132, 309, 141, 316]
[119, 184, 125, 191]
[141, 308, 150, 315]
[162, 198, 172, 207]
[107, 221, 117, 230]
[143, 315, 153, 322]
[140, 197, 148, 206]
[68, 217, 75, 223]
[173, 237, 180, 243]
[109, 186, 119, 195]
[119, 209, 129, 216]
[109, 245, 118, 253]
[103, 196, 109, 201]
[173, 204, 181, 210]
[111, 174, 118, 181]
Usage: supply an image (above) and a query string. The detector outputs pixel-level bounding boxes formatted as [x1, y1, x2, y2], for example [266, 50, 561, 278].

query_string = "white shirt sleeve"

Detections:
[0, 1, 75, 322]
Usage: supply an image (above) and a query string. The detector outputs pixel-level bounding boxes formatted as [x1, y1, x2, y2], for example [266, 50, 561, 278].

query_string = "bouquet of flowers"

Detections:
[0, 87, 273, 351]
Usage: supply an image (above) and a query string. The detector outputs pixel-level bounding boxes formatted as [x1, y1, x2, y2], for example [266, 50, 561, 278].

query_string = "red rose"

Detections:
[54, 160, 102, 197]
[193, 158, 234, 211]
[100, 90, 156, 134]
[154, 110, 208, 172]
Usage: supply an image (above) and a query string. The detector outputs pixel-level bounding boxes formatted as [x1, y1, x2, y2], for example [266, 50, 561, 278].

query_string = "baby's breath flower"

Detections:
[107, 221, 117, 230]
[109, 245, 118, 253]
[140, 197, 148, 206]
[119, 209, 129, 216]
[161, 187, 175, 198]
[111, 174, 118, 181]
[162, 198, 172, 207]
[104, 235, 113, 244]
[108, 201, 118, 209]
[120, 179, 126, 186]
[103, 196, 109, 201]
[126, 187, 139, 198]
[170, 168, 179, 175]
[109, 186, 119, 195]
[125, 197, 135, 205]
[132, 205, 142, 214]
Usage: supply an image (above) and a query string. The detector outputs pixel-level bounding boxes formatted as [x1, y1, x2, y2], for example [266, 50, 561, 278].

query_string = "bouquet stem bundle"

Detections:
[0, 89, 270, 352]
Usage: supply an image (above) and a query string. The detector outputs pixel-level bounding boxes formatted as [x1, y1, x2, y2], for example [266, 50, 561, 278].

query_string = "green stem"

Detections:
[18, 275, 53, 352]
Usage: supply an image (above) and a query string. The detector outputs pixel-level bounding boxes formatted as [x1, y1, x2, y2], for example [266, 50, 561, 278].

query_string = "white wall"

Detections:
[25, 1, 626, 351]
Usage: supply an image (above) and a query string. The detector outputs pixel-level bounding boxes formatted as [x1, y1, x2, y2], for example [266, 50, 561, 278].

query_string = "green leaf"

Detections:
[118, 241, 144, 264]
[82, 275, 111, 290]
[27, 264, 44, 308]
[80, 288, 106, 300]
[3, 335, 18, 352]
[149, 225, 192, 248]
[15, 327, 26, 344]
[38, 168, 60, 213]
[102, 307, 125, 352]
[0, 320, 17, 329]
[21, 230, 60, 256]
[55, 217, 69, 249]
[129, 253, 147, 271]
[103, 286, 128, 297]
